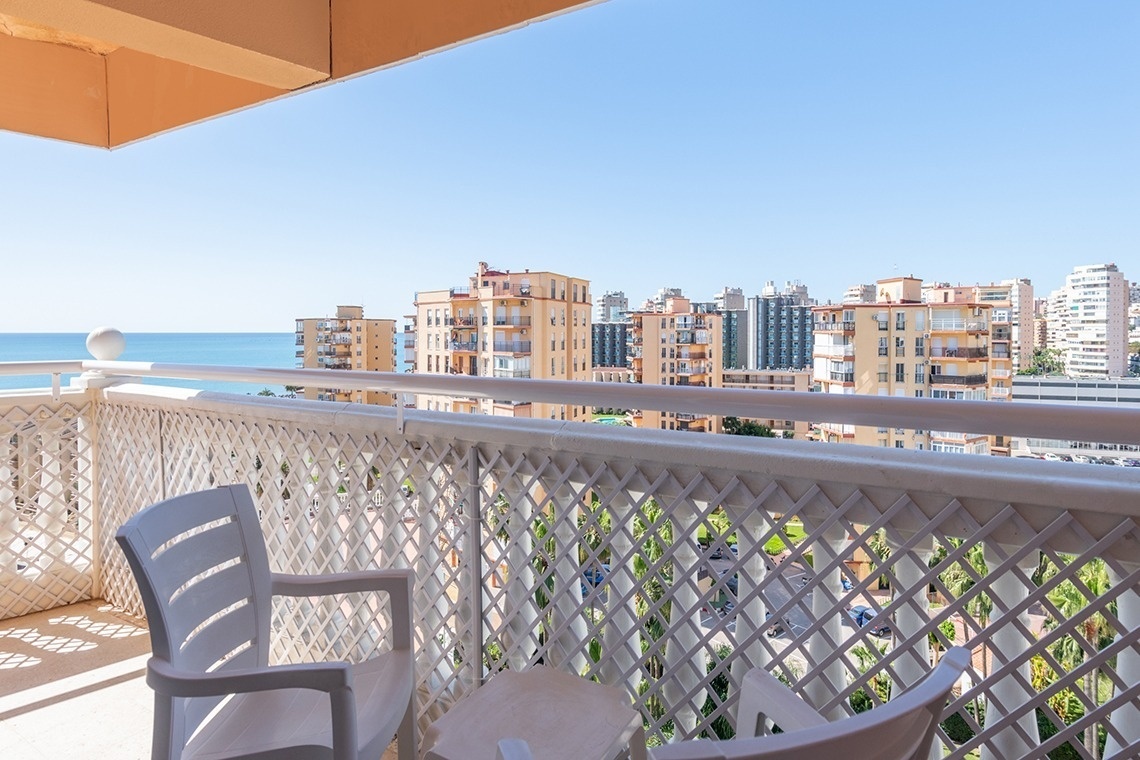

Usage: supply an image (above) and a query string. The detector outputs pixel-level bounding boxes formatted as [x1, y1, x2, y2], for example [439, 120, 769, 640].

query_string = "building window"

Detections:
[895, 363, 905, 382]
[915, 337, 925, 356]
[878, 338, 888, 356]
[895, 337, 906, 357]
[896, 313, 906, 330]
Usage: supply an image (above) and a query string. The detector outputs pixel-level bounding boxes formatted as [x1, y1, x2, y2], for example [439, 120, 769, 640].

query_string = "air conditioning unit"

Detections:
[500, 300, 507, 306]
[924, 333, 931, 340]
[520, 329, 528, 335]
[520, 300, 528, 306]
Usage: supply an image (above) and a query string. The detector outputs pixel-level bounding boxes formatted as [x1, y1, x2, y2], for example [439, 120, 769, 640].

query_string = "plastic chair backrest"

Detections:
[652, 646, 971, 760]
[116, 485, 275, 752]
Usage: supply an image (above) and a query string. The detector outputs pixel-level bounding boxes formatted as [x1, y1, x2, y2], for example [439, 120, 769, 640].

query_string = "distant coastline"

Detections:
[0, 332, 296, 395]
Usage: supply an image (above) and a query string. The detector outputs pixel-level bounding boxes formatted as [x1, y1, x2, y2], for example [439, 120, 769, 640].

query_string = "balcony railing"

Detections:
[493, 316, 532, 327]
[2, 350, 1140, 760]
[930, 319, 989, 332]
[493, 340, 532, 353]
[930, 347, 989, 359]
[813, 321, 856, 332]
[930, 372, 988, 386]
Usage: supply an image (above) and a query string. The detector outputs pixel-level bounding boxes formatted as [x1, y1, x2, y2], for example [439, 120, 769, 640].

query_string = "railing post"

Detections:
[467, 449, 484, 685]
[981, 543, 1038, 760]
[887, 531, 938, 759]
[803, 515, 849, 721]
[662, 507, 702, 738]
[730, 509, 770, 693]
[502, 481, 538, 671]
[546, 484, 589, 675]
[1104, 562, 1140, 757]
[600, 490, 640, 695]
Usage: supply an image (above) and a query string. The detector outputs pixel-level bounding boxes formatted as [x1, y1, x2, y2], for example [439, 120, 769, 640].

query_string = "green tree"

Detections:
[1018, 347, 1065, 376]
[1044, 558, 1112, 758]
[722, 417, 776, 437]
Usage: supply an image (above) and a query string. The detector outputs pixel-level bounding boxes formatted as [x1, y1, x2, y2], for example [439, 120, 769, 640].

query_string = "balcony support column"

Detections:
[887, 531, 938, 759]
[503, 481, 538, 672]
[546, 483, 588, 675]
[803, 516, 849, 721]
[600, 490, 640, 695]
[981, 544, 1038, 760]
[1104, 562, 1140, 757]
[730, 510, 770, 690]
[662, 506, 702, 738]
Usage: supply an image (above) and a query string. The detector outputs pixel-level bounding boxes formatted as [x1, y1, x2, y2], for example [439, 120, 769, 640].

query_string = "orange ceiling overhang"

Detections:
[0, 0, 601, 148]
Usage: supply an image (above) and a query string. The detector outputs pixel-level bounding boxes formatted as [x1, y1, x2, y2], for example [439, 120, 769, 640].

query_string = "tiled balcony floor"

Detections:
[0, 601, 402, 759]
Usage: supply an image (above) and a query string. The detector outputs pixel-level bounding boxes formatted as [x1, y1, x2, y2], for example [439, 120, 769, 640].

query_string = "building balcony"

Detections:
[930, 347, 989, 359]
[992, 386, 1011, 398]
[813, 321, 856, 332]
[448, 340, 479, 352]
[493, 340, 532, 353]
[930, 372, 989, 386]
[2, 346, 1139, 760]
[493, 316, 532, 327]
[930, 319, 989, 333]
[828, 371, 855, 383]
[450, 316, 478, 327]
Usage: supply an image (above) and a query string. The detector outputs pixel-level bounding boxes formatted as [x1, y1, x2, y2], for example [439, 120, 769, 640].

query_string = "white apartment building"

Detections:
[595, 290, 629, 323]
[1048, 263, 1129, 377]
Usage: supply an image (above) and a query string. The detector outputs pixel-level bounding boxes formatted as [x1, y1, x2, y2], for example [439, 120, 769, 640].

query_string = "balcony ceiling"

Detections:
[0, 0, 599, 149]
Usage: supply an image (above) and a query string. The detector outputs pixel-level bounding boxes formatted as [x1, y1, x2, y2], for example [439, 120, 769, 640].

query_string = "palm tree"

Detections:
[1045, 557, 1111, 758]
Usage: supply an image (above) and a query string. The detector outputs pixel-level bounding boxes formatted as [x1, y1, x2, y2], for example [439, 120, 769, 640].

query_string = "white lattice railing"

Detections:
[2, 358, 1140, 760]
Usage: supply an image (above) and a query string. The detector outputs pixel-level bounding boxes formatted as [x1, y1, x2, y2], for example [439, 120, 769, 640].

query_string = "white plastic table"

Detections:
[421, 666, 647, 760]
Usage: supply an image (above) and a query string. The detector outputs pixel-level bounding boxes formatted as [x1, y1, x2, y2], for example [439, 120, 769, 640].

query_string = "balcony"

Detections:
[2, 349, 1140, 760]
[930, 319, 989, 332]
[930, 347, 989, 359]
[813, 321, 856, 332]
[930, 372, 989, 386]
[448, 340, 479, 352]
[493, 316, 532, 327]
[493, 340, 532, 353]
[829, 371, 855, 383]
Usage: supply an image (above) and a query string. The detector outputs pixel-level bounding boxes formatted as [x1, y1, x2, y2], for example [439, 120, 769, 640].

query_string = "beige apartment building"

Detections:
[813, 277, 993, 454]
[294, 306, 396, 406]
[413, 262, 592, 421]
[721, 369, 812, 438]
[628, 297, 723, 433]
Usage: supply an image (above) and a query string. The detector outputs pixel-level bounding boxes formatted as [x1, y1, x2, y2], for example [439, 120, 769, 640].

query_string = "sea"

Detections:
[0, 333, 297, 396]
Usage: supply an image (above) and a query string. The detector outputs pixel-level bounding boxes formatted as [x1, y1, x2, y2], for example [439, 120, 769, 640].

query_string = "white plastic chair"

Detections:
[116, 484, 417, 760]
[650, 647, 971, 760]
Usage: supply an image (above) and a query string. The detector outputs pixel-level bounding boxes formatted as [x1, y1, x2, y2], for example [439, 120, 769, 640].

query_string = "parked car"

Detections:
[848, 605, 891, 637]
[1072, 454, 1093, 464]
[765, 612, 786, 637]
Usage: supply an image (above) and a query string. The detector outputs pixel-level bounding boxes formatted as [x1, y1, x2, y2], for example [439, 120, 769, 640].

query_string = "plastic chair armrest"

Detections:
[272, 569, 414, 649]
[496, 738, 534, 760]
[736, 668, 828, 737]
[146, 657, 353, 698]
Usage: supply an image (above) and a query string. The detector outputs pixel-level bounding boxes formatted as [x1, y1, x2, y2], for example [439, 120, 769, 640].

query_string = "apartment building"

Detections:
[592, 321, 630, 369]
[721, 368, 812, 438]
[413, 262, 592, 421]
[294, 305, 396, 405]
[595, 290, 629, 323]
[746, 281, 814, 371]
[1047, 263, 1130, 377]
[628, 296, 723, 432]
[842, 284, 876, 304]
[813, 277, 993, 454]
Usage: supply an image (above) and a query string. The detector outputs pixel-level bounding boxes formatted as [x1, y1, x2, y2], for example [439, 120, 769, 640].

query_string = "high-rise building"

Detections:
[595, 291, 629, 323]
[295, 305, 397, 405]
[1047, 264, 1129, 377]
[413, 262, 592, 421]
[627, 296, 723, 432]
[592, 321, 630, 369]
[746, 282, 814, 370]
[842, 284, 876, 304]
[813, 277, 994, 454]
[713, 287, 747, 311]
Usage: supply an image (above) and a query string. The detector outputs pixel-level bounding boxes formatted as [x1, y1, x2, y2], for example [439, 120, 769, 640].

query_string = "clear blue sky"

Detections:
[1, 0, 1137, 332]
